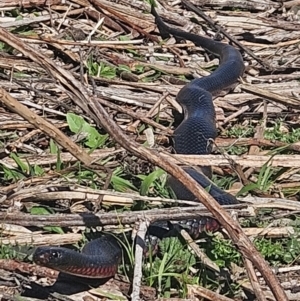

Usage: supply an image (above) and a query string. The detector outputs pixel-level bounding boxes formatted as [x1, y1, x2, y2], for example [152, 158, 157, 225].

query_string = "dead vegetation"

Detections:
[0, 0, 300, 300]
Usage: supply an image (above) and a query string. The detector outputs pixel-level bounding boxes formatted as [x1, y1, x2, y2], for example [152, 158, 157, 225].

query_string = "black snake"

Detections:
[33, 5, 244, 278]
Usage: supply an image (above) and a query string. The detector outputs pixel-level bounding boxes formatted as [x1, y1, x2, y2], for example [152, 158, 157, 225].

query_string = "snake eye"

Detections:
[50, 251, 61, 259]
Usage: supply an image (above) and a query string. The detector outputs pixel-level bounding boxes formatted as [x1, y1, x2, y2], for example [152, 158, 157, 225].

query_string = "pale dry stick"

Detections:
[283, 0, 300, 8]
[255, 72, 300, 82]
[179, 229, 220, 273]
[161, 153, 300, 168]
[0, 223, 32, 234]
[57, 2, 73, 31]
[188, 284, 235, 301]
[222, 105, 249, 124]
[165, 94, 182, 113]
[243, 39, 300, 49]
[94, 77, 179, 94]
[0, 14, 62, 28]
[1, 233, 82, 246]
[245, 196, 300, 210]
[0, 0, 61, 9]
[0, 26, 286, 301]
[96, 97, 173, 135]
[243, 227, 294, 238]
[6, 128, 41, 152]
[278, 181, 300, 191]
[0, 7, 86, 27]
[86, 17, 105, 42]
[1, 8, 88, 28]
[137, 70, 156, 80]
[18, 36, 194, 49]
[6, 182, 204, 207]
[144, 127, 155, 147]
[89, 0, 159, 43]
[256, 265, 300, 276]
[50, 38, 146, 45]
[277, 167, 300, 182]
[0, 148, 120, 172]
[0, 205, 246, 228]
[20, 100, 67, 117]
[282, 51, 299, 67]
[139, 60, 193, 75]
[103, 93, 153, 109]
[131, 220, 148, 301]
[129, 92, 169, 131]
[240, 83, 300, 108]
[14, 141, 42, 155]
[0, 89, 93, 166]
[216, 137, 300, 153]
[0, 205, 294, 232]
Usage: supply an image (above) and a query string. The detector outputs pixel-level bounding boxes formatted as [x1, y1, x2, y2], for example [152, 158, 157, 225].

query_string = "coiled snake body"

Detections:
[33, 6, 244, 279]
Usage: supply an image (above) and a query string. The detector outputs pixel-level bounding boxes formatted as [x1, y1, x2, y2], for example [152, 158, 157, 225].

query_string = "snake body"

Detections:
[151, 7, 244, 204]
[33, 235, 122, 278]
[33, 6, 244, 278]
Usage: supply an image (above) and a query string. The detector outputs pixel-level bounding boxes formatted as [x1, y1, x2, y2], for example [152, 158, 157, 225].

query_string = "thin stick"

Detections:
[131, 220, 148, 301]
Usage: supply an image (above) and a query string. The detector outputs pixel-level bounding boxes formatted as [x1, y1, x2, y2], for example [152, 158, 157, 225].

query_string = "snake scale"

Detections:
[33, 5, 244, 278]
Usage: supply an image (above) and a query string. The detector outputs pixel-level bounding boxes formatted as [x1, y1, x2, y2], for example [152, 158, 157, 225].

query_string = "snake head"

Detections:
[33, 246, 73, 268]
